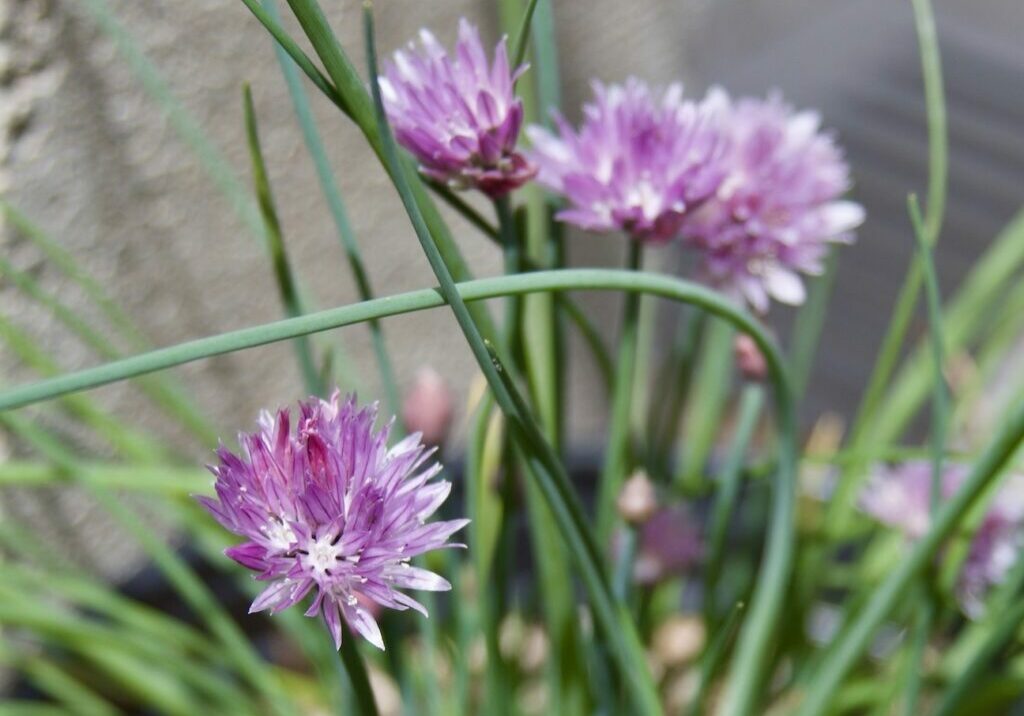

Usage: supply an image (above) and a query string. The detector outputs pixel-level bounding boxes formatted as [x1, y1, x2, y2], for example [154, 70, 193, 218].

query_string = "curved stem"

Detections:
[0, 270, 784, 414]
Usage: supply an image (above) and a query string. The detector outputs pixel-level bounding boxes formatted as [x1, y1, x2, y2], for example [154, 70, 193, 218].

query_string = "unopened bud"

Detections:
[402, 367, 454, 446]
[617, 470, 658, 525]
[652, 615, 706, 668]
[734, 333, 767, 381]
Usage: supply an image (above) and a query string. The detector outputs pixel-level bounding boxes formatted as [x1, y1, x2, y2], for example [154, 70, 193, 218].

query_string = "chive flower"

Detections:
[197, 392, 468, 650]
[379, 18, 536, 197]
[527, 78, 727, 243]
[860, 461, 1024, 617]
[681, 92, 864, 312]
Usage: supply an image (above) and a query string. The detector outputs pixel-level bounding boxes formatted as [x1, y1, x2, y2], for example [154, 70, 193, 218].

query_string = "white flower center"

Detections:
[305, 536, 341, 576]
[261, 518, 296, 551]
[626, 178, 662, 221]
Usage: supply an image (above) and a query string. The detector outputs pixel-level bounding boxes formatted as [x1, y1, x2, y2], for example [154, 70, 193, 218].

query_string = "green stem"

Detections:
[650, 310, 705, 468]
[495, 196, 522, 353]
[900, 594, 933, 716]
[427, 180, 499, 239]
[704, 385, 764, 625]
[337, 628, 379, 716]
[275, 0, 499, 341]
[510, 0, 541, 68]
[676, 319, 735, 492]
[0, 270, 783, 414]
[789, 250, 839, 402]
[909, 195, 949, 513]
[243, 83, 323, 395]
[827, 0, 947, 532]
[596, 242, 643, 545]
[612, 525, 637, 602]
[262, 0, 399, 414]
[687, 601, 746, 716]
[933, 601, 1024, 716]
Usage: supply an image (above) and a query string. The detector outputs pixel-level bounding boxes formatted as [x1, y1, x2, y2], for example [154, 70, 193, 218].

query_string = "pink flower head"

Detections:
[379, 18, 535, 197]
[682, 91, 864, 313]
[860, 461, 1024, 618]
[527, 78, 728, 243]
[197, 392, 468, 650]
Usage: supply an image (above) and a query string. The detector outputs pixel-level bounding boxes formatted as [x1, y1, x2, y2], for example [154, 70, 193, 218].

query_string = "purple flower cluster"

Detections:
[860, 461, 1024, 617]
[380, 16, 862, 311]
[379, 19, 535, 197]
[197, 392, 468, 649]
[681, 92, 864, 312]
[528, 80, 727, 244]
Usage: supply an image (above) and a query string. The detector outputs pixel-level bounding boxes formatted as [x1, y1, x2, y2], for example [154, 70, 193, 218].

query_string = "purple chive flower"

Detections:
[197, 392, 468, 650]
[860, 461, 1024, 617]
[527, 78, 728, 243]
[632, 505, 704, 585]
[379, 18, 536, 198]
[681, 92, 864, 313]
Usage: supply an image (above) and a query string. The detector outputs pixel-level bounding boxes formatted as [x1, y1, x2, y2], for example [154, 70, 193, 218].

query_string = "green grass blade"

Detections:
[789, 249, 839, 401]
[826, 0, 948, 533]
[0, 641, 119, 716]
[0, 460, 208, 493]
[79, 0, 263, 237]
[511, 0, 541, 69]
[934, 599, 1024, 716]
[243, 83, 323, 395]
[676, 318, 735, 491]
[847, 0, 948, 439]
[0, 417, 295, 716]
[0, 316, 167, 462]
[0, 201, 218, 442]
[704, 385, 764, 623]
[909, 194, 950, 512]
[261, 0, 399, 415]
[0, 251, 218, 444]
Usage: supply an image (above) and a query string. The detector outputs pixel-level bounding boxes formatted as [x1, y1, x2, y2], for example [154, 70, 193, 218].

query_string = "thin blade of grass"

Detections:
[79, 0, 263, 237]
[0, 251, 218, 444]
[825, 0, 949, 535]
[243, 83, 323, 395]
[676, 319, 735, 491]
[704, 385, 764, 623]
[261, 0, 399, 415]
[789, 249, 839, 402]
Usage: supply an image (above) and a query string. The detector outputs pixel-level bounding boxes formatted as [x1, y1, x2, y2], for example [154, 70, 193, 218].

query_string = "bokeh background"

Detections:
[1, 0, 1022, 573]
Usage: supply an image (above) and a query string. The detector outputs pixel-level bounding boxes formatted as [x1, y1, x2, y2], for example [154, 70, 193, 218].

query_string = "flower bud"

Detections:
[617, 470, 658, 525]
[734, 333, 767, 381]
[652, 615, 706, 668]
[402, 367, 454, 447]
